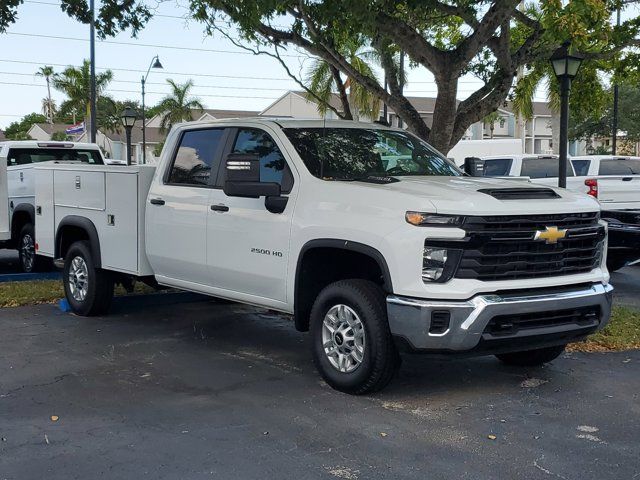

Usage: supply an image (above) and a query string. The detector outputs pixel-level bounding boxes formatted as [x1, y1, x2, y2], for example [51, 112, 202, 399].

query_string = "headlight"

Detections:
[423, 248, 448, 281]
[406, 212, 464, 227]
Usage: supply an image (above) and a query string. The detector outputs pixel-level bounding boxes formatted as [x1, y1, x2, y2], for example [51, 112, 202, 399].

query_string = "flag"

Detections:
[65, 122, 85, 135]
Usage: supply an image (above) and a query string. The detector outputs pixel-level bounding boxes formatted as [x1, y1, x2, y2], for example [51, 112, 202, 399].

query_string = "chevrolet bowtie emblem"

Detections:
[534, 226, 567, 244]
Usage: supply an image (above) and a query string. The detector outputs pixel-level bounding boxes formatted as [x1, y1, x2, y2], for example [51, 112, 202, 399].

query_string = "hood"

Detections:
[354, 175, 601, 216]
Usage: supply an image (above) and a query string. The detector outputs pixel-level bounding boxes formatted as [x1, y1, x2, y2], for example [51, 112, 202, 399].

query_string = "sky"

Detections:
[0, 1, 634, 129]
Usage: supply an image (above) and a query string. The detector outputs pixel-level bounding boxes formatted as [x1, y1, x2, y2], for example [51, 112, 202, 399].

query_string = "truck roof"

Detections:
[0, 140, 102, 150]
[571, 155, 640, 161]
[174, 117, 397, 131]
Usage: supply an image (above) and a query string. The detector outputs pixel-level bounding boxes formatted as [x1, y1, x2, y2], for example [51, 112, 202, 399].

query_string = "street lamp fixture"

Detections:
[141, 55, 163, 165]
[120, 106, 138, 166]
[550, 41, 584, 188]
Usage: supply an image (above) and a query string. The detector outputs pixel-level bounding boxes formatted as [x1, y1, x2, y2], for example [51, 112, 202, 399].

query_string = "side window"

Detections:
[572, 159, 591, 176]
[482, 158, 512, 176]
[231, 128, 293, 192]
[7, 150, 32, 166]
[522, 158, 573, 179]
[168, 128, 225, 186]
[599, 159, 640, 175]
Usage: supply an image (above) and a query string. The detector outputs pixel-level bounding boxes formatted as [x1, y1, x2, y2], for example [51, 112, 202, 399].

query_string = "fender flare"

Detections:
[10, 203, 35, 239]
[55, 215, 102, 267]
[293, 239, 393, 331]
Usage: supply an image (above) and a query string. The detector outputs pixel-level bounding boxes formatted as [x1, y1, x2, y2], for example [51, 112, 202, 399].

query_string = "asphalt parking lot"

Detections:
[1, 292, 639, 479]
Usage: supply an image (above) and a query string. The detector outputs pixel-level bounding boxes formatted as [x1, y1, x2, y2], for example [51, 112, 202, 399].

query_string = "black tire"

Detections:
[17, 223, 38, 273]
[63, 241, 114, 316]
[310, 279, 399, 394]
[496, 344, 566, 367]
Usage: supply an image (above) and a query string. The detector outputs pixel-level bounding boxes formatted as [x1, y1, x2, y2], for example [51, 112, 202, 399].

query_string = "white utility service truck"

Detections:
[0, 141, 104, 272]
[34, 119, 613, 394]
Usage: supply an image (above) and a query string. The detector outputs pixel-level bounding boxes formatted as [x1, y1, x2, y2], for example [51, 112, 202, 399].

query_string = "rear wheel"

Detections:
[495, 344, 566, 367]
[18, 223, 37, 273]
[63, 241, 113, 316]
[310, 279, 399, 394]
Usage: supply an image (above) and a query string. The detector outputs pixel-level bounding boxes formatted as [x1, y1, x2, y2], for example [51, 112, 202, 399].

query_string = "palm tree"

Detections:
[52, 60, 113, 125]
[41, 97, 57, 121]
[35, 65, 55, 124]
[483, 111, 502, 139]
[305, 36, 382, 121]
[157, 79, 204, 133]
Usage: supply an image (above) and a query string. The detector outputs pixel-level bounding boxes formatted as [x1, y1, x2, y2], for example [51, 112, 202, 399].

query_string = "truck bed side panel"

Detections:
[102, 173, 138, 272]
[0, 155, 8, 241]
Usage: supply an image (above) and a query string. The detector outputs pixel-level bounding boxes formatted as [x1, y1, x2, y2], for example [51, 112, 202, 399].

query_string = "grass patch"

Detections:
[0, 279, 156, 308]
[569, 306, 640, 352]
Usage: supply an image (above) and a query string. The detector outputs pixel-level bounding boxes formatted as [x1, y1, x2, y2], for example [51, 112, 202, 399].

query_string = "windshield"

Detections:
[7, 148, 104, 166]
[283, 128, 461, 180]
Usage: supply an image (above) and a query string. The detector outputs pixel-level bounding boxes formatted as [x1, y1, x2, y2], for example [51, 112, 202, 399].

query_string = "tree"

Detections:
[35, 65, 56, 124]
[571, 84, 640, 144]
[483, 111, 501, 139]
[156, 79, 204, 133]
[3, 113, 47, 140]
[3, 1, 639, 153]
[305, 35, 381, 120]
[52, 60, 113, 125]
[51, 131, 70, 141]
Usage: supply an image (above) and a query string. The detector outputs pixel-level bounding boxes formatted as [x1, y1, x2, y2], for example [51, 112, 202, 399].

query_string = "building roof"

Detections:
[32, 123, 75, 134]
[503, 101, 553, 117]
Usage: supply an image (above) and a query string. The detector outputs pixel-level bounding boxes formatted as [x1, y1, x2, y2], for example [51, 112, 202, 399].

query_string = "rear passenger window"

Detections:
[232, 128, 293, 192]
[572, 160, 591, 176]
[168, 128, 225, 186]
[482, 158, 512, 176]
[599, 159, 640, 175]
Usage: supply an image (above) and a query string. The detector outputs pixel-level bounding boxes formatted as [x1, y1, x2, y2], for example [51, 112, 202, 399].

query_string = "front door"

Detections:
[207, 127, 296, 303]
[146, 127, 227, 286]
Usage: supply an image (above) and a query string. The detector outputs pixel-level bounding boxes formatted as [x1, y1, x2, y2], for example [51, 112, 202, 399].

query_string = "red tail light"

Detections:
[585, 178, 598, 198]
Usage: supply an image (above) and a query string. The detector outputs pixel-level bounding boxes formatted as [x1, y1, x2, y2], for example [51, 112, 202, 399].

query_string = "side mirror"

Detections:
[223, 153, 281, 198]
[463, 157, 483, 176]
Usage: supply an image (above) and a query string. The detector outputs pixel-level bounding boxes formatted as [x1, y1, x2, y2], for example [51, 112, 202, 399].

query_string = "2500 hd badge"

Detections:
[251, 247, 283, 257]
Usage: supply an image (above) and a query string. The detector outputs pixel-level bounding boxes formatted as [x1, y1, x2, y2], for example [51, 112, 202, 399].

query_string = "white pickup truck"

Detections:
[34, 119, 613, 394]
[0, 141, 105, 272]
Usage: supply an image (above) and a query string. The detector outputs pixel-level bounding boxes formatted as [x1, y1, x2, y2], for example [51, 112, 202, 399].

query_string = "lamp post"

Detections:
[141, 55, 163, 165]
[550, 41, 584, 188]
[121, 106, 138, 166]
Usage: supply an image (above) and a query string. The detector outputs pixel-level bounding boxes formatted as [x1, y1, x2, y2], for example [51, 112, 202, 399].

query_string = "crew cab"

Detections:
[0, 141, 104, 272]
[34, 119, 613, 394]
[467, 154, 640, 270]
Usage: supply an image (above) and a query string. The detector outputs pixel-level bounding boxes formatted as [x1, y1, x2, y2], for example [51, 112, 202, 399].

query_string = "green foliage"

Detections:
[3, 113, 47, 140]
[153, 141, 165, 157]
[571, 84, 640, 143]
[156, 79, 204, 133]
[52, 60, 113, 123]
[51, 131, 70, 141]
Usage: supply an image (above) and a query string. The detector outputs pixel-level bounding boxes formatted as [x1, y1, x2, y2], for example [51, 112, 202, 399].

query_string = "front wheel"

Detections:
[63, 241, 114, 316]
[310, 279, 399, 394]
[495, 344, 566, 367]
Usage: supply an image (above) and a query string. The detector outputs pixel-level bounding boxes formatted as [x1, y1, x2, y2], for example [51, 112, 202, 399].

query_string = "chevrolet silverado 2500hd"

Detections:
[0, 141, 104, 272]
[34, 119, 613, 394]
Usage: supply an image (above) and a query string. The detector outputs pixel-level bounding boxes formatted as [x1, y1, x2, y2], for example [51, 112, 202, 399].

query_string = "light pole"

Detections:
[141, 55, 163, 164]
[121, 106, 138, 166]
[550, 41, 584, 188]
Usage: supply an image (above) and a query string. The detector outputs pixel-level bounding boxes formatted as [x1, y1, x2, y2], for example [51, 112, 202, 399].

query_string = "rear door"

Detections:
[145, 127, 228, 285]
[596, 158, 640, 208]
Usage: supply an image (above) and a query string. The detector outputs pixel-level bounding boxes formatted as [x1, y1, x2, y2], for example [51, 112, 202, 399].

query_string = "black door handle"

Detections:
[211, 204, 229, 212]
[150, 198, 165, 205]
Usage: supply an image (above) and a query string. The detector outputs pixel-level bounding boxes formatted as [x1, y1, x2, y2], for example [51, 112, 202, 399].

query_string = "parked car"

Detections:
[466, 154, 640, 270]
[0, 141, 105, 272]
[34, 119, 612, 394]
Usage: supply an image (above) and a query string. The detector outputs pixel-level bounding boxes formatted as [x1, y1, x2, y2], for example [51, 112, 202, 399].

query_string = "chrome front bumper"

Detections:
[387, 283, 613, 352]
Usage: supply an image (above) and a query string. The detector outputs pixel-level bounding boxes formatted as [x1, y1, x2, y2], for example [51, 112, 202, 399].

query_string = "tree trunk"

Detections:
[46, 77, 53, 124]
[428, 75, 459, 153]
[331, 65, 352, 120]
[490, 124, 494, 139]
[551, 112, 560, 154]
